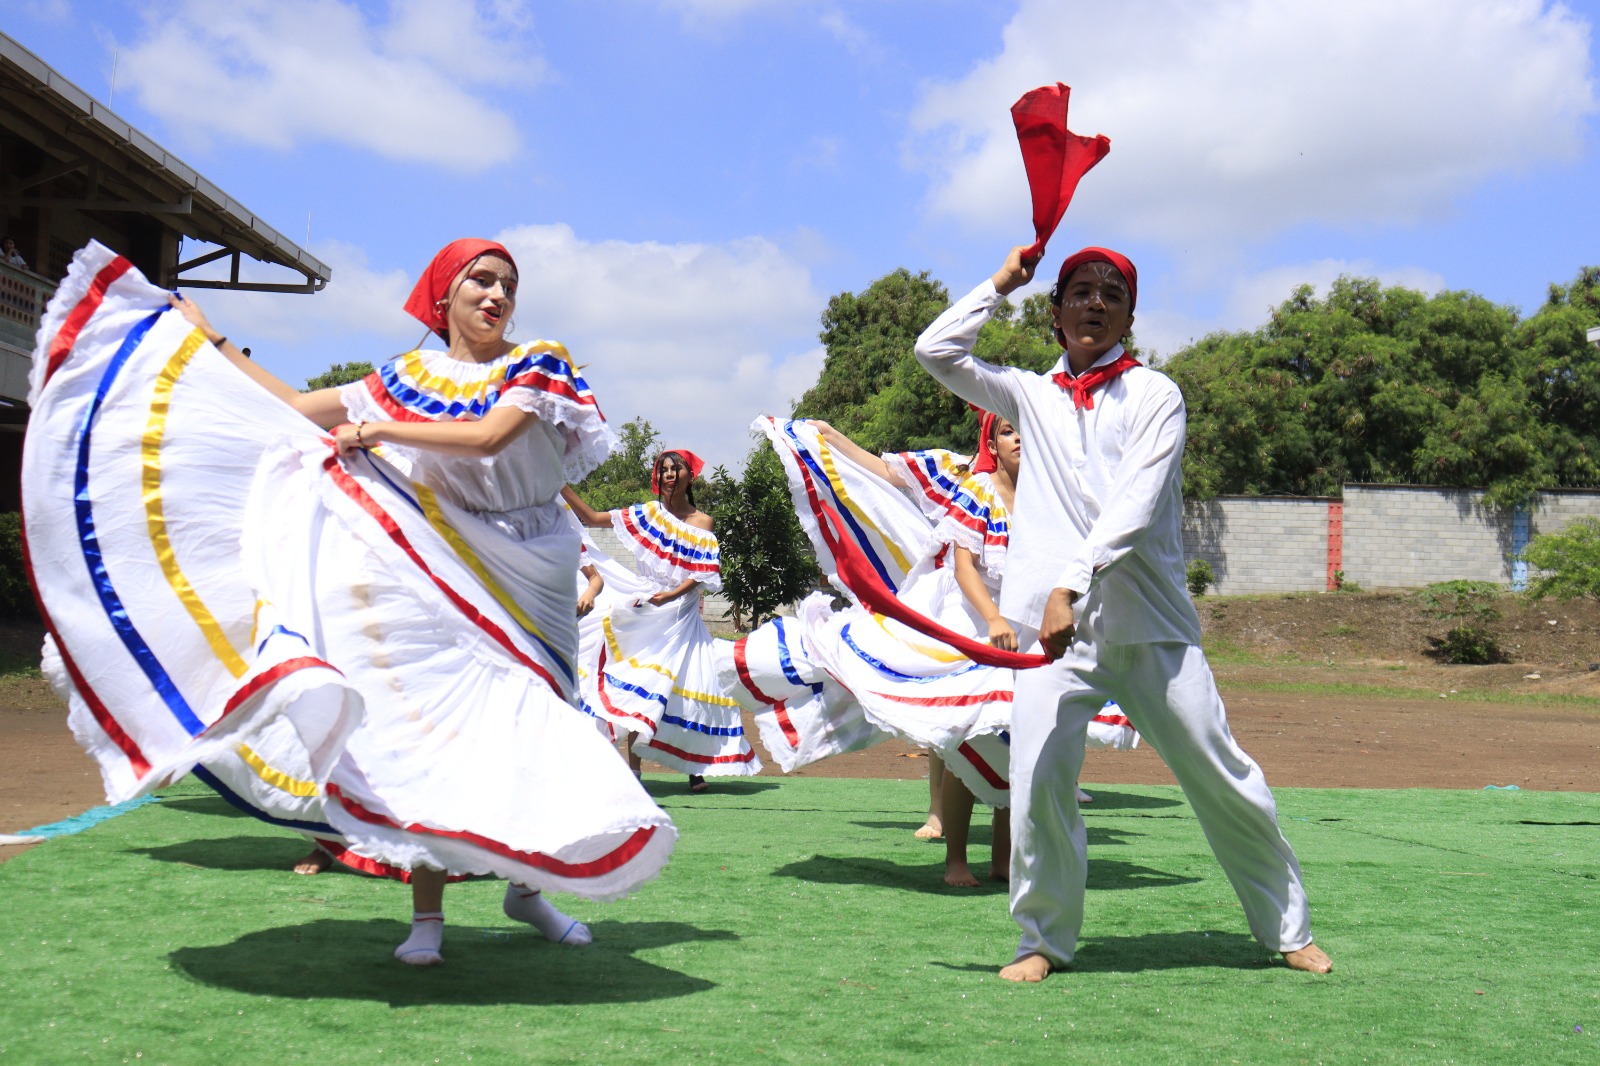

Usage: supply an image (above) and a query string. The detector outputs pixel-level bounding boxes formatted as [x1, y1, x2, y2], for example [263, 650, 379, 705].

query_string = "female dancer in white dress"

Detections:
[564, 451, 760, 791]
[22, 238, 676, 966]
[723, 415, 1136, 884]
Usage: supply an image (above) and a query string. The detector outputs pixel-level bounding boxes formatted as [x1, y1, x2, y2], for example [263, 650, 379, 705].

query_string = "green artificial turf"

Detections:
[0, 776, 1597, 1064]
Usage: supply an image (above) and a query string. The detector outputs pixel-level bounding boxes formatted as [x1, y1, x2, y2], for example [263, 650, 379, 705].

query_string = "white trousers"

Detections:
[1009, 633, 1312, 967]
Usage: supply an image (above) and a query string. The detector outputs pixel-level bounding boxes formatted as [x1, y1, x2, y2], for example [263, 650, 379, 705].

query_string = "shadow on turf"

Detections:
[159, 796, 252, 818]
[1068, 789, 1185, 811]
[639, 779, 781, 799]
[170, 918, 735, 1006]
[133, 835, 342, 874]
[849, 822, 1138, 848]
[928, 931, 1270, 975]
[773, 853, 1197, 894]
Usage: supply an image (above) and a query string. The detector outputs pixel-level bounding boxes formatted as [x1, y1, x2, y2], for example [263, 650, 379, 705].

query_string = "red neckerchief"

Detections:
[1051, 351, 1140, 410]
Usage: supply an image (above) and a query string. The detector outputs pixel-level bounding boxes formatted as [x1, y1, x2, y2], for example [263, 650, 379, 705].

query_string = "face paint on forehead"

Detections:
[1065, 261, 1130, 295]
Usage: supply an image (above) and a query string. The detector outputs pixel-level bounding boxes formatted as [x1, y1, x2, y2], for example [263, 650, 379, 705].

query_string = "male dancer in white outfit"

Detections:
[915, 244, 1333, 982]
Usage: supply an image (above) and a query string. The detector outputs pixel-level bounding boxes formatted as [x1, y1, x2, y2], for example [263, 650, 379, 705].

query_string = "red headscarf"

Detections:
[403, 238, 518, 340]
[1012, 83, 1111, 261]
[1055, 246, 1138, 314]
[652, 449, 706, 495]
[971, 410, 1000, 474]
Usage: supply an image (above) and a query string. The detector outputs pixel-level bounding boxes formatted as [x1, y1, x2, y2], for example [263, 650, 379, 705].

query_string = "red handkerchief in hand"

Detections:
[1011, 83, 1111, 260]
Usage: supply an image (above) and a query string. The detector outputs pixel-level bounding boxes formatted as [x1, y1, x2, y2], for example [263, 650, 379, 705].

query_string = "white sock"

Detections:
[1076, 787, 1094, 803]
[503, 884, 593, 946]
[395, 911, 444, 966]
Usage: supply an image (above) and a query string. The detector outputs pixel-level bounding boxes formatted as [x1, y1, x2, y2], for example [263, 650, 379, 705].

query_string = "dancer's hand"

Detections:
[332, 421, 372, 456]
[1038, 588, 1078, 660]
[987, 617, 1018, 652]
[576, 590, 597, 617]
[168, 292, 224, 344]
[647, 590, 674, 606]
[991, 245, 1042, 297]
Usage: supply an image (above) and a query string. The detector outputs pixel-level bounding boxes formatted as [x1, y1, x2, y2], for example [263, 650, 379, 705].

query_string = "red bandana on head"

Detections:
[403, 238, 517, 341]
[971, 410, 1000, 474]
[1011, 83, 1111, 261]
[1055, 246, 1138, 314]
[652, 449, 706, 495]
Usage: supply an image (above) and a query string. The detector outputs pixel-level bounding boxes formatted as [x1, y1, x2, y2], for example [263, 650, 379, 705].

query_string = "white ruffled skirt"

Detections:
[590, 591, 761, 776]
[23, 241, 675, 898]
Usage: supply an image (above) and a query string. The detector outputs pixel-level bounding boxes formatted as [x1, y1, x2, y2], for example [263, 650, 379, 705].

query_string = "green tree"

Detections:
[1165, 275, 1539, 503]
[305, 361, 375, 389]
[1522, 516, 1600, 603]
[1510, 266, 1600, 487]
[0, 513, 37, 622]
[709, 448, 818, 629]
[793, 268, 950, 440]
[573, 417, 661, 511]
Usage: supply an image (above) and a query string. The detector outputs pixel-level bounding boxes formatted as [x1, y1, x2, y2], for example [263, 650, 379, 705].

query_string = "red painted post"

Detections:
[1326, 501, 1344, 590]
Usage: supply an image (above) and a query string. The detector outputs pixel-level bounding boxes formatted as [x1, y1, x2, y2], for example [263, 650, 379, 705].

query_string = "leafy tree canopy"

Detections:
[573, 416, 662, 511]
[305, 361, 375, 390]
[1162, 272, 1600, 507]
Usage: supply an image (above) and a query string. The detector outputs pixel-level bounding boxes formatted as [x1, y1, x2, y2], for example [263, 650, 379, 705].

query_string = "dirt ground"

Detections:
[4, 591, 1598, 862]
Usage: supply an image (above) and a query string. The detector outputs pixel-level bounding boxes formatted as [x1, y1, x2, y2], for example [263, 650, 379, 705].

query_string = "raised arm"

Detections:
[913, 245, 1040, 426]
[168, 293, 348, 427]
[954, 546, 1017, 651]
[809, 420, 895, 484]
[562, 486, 613, 528]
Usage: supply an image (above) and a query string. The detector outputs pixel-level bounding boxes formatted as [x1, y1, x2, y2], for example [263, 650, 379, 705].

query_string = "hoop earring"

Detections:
[505, 317, 517, 338]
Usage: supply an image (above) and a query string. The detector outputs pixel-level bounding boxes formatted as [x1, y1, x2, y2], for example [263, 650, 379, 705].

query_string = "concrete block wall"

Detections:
[1179, 485, 1600, 595]
[1183, 497, 1331, 596]
[1341, 486, 1512, 588]
[1533, 491, 1600, 537]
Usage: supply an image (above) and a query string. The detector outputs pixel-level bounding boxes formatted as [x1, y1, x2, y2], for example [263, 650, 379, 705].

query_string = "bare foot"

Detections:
[1283, 943, 1333, 973]
[998, 953, 1052, 982]
[293, 848, 332, 876]
[988, 864, 1009, 883]
[914, 815, 943, 840]
[944, 861, 980, 888]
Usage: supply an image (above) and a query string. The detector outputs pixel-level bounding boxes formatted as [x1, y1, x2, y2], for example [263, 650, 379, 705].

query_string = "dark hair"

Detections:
[655, 451, 696, 507]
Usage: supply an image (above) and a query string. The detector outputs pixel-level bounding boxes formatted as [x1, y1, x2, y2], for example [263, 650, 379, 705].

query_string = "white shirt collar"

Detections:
[1049, 342, 1127, 379]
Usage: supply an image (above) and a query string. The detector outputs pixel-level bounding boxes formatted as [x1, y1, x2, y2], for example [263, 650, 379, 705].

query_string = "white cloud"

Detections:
[909, 0, 1597, 247]
[495, 223, 825, 465]
[117, 0, 543, 170]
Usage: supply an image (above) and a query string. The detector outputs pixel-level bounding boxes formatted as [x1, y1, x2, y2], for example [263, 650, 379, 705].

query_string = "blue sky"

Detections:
[9, 0, 1599, 467]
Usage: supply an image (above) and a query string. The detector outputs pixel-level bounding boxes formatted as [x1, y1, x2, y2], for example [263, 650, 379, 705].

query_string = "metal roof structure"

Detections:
[0, 30, 329, 293]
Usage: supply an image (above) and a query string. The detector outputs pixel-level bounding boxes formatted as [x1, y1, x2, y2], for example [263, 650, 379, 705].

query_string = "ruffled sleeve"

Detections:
[495, 342, 616, 483]
[931, 473, 1009, 587]
[610, 503, 723, 594]
[337, 343, 617, 485]
[881, 449, 975, 524]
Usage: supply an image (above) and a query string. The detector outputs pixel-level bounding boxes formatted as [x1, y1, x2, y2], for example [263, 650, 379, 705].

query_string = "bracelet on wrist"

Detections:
[355, 421, 368, 448]
[211, 335, 227, 348]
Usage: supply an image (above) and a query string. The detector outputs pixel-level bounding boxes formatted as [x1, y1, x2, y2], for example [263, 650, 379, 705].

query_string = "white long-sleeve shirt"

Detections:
[914, 279, 1201, 646]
